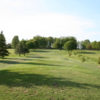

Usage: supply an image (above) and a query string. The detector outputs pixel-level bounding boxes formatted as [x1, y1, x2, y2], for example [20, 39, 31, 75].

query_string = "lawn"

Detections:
[0, 49, 100, 100]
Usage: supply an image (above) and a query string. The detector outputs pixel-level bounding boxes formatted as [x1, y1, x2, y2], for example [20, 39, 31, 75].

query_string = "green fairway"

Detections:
[0, 49, 100, 100]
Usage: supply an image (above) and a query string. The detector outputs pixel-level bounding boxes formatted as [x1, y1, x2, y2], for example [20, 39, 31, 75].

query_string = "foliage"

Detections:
[96, 41, 100, 50]
[0, 31, 10, 58]
[33, 40, 39, 49]
[53, 39, 62, 50]
[61, 36, 77, 48]
[86, 43, 92, 50]
[26, 40, 34, 49]
[64, 41, 75, 51]
[47, 36, 53, 48]
[11, 36, 19, 48]
[81, 57, 85, 62]
[33, 36, 47, 48]
[73, 52, 77, 55]
[91, 41, 97, 50]
[78, 54, 82, 57]
[15, 42, 29, 56]
[98, 57, 100, 64]
[6, 43, 11, 49]
[81, 39, 90, 49]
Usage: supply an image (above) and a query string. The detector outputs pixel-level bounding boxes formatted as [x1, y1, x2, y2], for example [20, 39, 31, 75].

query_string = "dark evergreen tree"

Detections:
[15, 42, 29, 56]
[0, 31, 9, 58]
[11, 36, 19, 48]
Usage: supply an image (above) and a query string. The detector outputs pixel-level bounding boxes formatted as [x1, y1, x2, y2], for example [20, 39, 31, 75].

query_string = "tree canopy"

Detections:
[64, 41, 75, 52]
[15, 42, 29, 56]
[11, 36, 19, 48]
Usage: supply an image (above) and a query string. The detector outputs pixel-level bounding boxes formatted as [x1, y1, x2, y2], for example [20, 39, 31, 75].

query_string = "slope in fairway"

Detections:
[0, 49, 100, 100]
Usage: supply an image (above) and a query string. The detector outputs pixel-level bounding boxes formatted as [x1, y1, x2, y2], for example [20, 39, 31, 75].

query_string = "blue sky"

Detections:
[0, 0, 100, 43]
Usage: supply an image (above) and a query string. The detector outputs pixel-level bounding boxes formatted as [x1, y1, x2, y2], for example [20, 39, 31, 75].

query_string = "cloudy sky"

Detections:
[0, 0, 100, 43]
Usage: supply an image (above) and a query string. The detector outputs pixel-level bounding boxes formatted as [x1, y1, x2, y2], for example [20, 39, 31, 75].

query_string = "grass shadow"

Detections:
[30, 49, 52, 53]
[0, 70, 100, 89]
[77, 51, 96, 54]
[0, 60, 60, 67]
[0, 60, 19, 64]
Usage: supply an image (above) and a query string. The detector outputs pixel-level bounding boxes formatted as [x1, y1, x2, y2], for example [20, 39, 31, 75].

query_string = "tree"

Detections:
[96, 41, 100, 50]
[91, 41, 97, 50]
[15, 42, 29, 56]
[53, 38, 62, 50]
[82, 39, 90, 49]
[47, 36, 53, 48]
[39, 37, 47, 48]
[33, 40, 39, 49]
[33, 36, 48, 48]
[26, 40, 34, 49]
[7, 43, 11, 49]
[0, 31, 9, 58]
[64, 41, 75, 56]
[11, 36, 19, 48]
[60, 36, 77, 49]
[86, 43, 92, 50]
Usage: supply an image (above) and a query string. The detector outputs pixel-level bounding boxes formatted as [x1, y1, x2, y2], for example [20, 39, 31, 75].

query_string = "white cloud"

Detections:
[0, 12, 95, 43]
[0, 0, 95, 43]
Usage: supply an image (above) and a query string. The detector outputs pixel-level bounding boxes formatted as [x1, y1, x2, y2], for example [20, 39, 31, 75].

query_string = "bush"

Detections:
[74, 52, 77, 55]
[98, 57, 100, 64]
[68, 53, 72, 56]
[78, 54, 82, 57]
[82, 57, 85, 62]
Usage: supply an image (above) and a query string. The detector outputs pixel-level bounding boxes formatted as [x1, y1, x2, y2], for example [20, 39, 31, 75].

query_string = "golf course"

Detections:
[0, 49, 100, 100]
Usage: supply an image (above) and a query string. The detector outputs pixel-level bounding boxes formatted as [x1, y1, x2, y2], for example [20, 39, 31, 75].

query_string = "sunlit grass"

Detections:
[0, 49, 100, 100]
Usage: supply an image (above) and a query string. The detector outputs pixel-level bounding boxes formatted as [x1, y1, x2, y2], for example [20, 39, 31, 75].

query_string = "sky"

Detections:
[0, 0, 100, 43]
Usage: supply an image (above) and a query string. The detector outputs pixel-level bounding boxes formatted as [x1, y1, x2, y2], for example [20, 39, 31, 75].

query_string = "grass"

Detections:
[0, 49, 100, 100]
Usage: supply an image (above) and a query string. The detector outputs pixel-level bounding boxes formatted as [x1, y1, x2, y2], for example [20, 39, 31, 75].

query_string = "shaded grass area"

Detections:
[0, 70, 100, 90]
[0, 49, 100, 100]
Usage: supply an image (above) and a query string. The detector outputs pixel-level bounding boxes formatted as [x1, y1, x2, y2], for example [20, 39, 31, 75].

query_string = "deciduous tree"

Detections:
[11, 36, 19, 48]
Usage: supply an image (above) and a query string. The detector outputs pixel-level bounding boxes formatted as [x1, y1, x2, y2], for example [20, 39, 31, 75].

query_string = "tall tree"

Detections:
[11, 36, 19, 48]
[0, 31, 9, 58]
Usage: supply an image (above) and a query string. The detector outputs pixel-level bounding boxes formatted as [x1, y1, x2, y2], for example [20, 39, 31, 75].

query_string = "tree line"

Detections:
[77, 39, 100, 50]
[0, 31, 100, 58]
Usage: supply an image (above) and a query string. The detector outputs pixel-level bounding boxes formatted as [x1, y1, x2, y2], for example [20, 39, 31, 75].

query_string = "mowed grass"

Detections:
[0, 49, 100, 100]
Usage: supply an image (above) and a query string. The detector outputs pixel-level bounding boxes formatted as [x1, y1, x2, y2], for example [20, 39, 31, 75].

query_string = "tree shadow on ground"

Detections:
[0, 70, 99, 89]
[0, 60, 60, 66]
[30, 49, 51, 53]
[77, 51, 96, 54]
[0, 60, 19, 64]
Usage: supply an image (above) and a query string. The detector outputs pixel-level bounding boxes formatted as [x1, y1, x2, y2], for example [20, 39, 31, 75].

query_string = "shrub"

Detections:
[78, 54, 82, 57]
[98, 57, 100, 64]
[68, 53, 72, 56]
[82, 57, 85, 62]
[74, 52, 77, 55]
